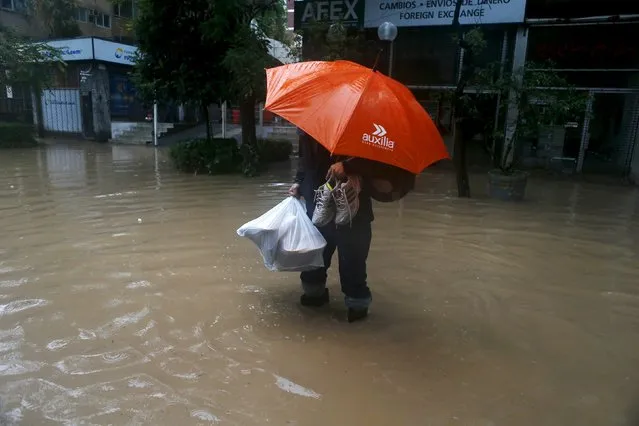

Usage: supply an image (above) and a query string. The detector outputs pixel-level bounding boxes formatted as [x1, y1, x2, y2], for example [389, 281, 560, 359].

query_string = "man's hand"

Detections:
[327, 162, 346, 181]
[288, 183, 301, 198]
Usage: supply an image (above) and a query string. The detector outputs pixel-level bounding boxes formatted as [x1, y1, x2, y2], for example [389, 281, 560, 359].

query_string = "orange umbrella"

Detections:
[264, 60, 449, 174]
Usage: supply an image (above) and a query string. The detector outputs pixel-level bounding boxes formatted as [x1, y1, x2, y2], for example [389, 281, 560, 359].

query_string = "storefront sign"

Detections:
[364, 0, 526, 28]
[41, 38, 137, 65]
[93, 39, 138, 66]
[294, 0, 365, 29]
[46, 39, 93, 61]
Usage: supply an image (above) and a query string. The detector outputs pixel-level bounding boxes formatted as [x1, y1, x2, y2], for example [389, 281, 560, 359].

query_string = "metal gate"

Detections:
[41, 89, 83, 133]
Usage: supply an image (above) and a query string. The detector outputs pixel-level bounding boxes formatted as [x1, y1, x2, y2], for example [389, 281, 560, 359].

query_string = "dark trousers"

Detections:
[300, 175, 372, 308]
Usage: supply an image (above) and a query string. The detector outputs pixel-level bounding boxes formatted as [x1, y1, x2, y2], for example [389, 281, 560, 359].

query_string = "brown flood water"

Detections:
[0, 143, 638, 425]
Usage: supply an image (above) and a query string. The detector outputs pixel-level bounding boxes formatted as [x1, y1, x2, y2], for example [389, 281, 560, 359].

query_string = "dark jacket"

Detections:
[294, 131, 416, 222]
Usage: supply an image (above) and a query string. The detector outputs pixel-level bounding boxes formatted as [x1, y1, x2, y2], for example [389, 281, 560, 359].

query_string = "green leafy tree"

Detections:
[257, 0, 289, 43]
[133, 0, 231, 140]
[0, 25, 63, 88]
[450, 0, 473, 197]
[449, 27, 587, 186]
[213, 2, 284, 135]
[297, 21, 367, 62]
[201, 0, 285, 175]
[465, 61, 587, 173]
[1, 25, 64, 135]
[134, 0, 286, 175]
[27, 0, 81, 38]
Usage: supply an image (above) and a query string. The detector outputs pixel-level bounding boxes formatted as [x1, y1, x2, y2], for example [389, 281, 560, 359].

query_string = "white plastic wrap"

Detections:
[237, 197, 327, 272]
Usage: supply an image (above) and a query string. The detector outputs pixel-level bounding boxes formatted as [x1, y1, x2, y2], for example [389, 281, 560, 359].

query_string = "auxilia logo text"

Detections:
[362, 124, 395, 150]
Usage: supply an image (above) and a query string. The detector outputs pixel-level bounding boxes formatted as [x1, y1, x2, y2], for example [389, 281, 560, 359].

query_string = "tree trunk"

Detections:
[453, 118, 470, 197]
[202, 103, 211, 140]
[32, 84, 45, 137]
[452, 0, 471, 198]
[239, 95, 257, 146]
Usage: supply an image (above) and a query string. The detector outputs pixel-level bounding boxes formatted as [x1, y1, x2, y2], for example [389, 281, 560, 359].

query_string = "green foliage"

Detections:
[255, 0, 288, 43]
[134, 0, 286, 105]
[169, 137, 292, 176]
[133, 0, 231, 106]
[134, 0, 287, 153]
[0, 25, 64, 88]
[27, 0, 81, 38]
[257, 138, 292, 163]
[240, 142, 260, 177]
[169, 138, 242, 175]
[0, 122, 37, 148]
[450, 29, 588, 173]
[217, 1, 285, 101]
[221, 24, 274, 103]
[299, 21, 366, 62]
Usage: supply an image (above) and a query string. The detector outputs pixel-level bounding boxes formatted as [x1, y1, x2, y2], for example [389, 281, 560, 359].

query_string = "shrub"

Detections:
[169, 138, 242, 175]
[0, 122, 37, 148]
[169, 137, 293, 176]
[257, 138, 293, 163]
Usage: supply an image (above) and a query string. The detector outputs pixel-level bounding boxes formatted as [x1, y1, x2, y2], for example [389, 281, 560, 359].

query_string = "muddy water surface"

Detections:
[0, 143, 638, 425]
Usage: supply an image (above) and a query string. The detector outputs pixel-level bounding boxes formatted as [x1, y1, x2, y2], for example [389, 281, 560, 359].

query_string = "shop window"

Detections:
[89, 10, 111, 28]
[528, 25, 639, 70]
[1, 0, 26, 12]
[113, 0, 133, 19]
[75, 7, 88, 22]
[526, 0, 639, 19]
[392, 27, 459, 86]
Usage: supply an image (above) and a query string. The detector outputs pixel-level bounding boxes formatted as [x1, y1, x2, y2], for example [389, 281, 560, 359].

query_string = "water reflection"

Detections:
[0, 142, 638, 425]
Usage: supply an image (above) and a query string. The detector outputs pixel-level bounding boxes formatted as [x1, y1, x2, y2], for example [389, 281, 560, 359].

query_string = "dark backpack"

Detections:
[367, 165, 416, 203]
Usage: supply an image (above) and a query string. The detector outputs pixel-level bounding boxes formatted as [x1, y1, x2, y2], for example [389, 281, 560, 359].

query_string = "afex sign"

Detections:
[294, 0, 364, 29]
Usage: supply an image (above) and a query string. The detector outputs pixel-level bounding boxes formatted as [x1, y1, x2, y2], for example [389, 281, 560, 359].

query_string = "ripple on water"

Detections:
[78, 329, 97, 340]
[0, 374, 200, 424]
[159, 357, 204, 381]
[103, 298, 125, 308]
[46, 339, 71, 351]
[191, 409, 220, 423]
[0, 325, 24, 355]
[0, 278, 29, 289]
[273, 375, 321, 400]
[71, 282, 108, 292]
[54, 347, 148, 375]
[126, 280, 151, 289]
[0, 407, 23, 424]
[1, 145, 638, 425]
[89, 307, 150, 339]
[0, 299, 49, 317]
[0, 360, 44, 376]
[109, 272, 132, 279]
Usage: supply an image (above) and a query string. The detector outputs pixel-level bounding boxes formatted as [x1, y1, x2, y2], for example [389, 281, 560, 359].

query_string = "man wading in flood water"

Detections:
[288, 130, 414, 323]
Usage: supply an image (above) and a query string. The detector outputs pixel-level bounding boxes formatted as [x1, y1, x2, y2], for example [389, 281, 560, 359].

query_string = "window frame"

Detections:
[1, 0, 25, 12]
[75, 7, 88, 23]
[1, 0, 14, 11]
[90, 10, 111, 28]
[99, 13, 111, 28]
[113, 0, 134, 19]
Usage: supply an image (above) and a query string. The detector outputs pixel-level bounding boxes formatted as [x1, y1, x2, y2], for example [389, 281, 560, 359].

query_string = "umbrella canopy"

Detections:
[264, 60, 449, 174]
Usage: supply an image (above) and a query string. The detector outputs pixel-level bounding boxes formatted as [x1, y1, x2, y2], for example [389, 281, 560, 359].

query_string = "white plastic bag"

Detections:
[237, 197, 327, 272]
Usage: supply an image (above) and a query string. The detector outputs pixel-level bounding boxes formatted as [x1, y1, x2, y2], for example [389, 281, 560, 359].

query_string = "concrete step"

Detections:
[111, 122, 174, 143]
[114, 129, 173, 145]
